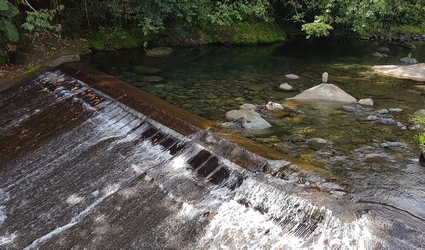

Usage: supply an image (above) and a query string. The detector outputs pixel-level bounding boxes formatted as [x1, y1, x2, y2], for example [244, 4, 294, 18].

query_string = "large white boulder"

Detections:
[371, 63, 425, 82]
[291, 83, 357, 103]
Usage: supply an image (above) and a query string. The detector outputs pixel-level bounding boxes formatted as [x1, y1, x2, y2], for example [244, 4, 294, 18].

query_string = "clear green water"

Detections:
[82, 40, 425, 222]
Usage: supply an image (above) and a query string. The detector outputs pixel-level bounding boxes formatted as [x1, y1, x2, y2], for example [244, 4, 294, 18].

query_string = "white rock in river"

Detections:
[285, 74, 299, 79]
[279, 83, 293, 91]
[358, 98, 374, 106]
[322, 72, 328, 83]
[291, 83, 357, 103]
[266, 101, 284, 110]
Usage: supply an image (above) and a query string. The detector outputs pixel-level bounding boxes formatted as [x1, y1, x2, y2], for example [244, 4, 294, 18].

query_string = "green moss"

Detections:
[200, 21, 286, 45]
[81, 28, 144, 51]
[393, 23, 425, 36]
[366, 22, 425, 37]
[23, 64, 41, 74]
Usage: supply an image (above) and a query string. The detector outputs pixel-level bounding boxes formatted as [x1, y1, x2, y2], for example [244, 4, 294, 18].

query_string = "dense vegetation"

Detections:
[1, 0, 425, 64]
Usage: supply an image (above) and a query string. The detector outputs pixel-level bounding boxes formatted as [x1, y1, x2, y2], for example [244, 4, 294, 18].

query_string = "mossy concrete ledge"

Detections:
[0, 54, 81, 92]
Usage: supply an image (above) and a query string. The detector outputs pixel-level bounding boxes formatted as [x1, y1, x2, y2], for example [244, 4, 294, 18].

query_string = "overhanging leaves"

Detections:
[0, 18, 19, 42]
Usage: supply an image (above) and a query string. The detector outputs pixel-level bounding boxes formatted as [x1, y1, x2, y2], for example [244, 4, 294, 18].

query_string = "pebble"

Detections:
[341, 106, 357, 112]
[285, 74, 299, 79]
[388, 108, 402, 113]
[377, 109, 389, 114]
[358, 98, 374, 106]
[279, 83, 293, 91]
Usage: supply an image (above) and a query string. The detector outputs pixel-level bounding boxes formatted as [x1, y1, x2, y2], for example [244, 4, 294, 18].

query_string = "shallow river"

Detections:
[81, 39, 425, 246]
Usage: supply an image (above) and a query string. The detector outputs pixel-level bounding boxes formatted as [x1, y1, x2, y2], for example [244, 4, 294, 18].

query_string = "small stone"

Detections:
[375, 118, 397, 126]
[279, 83, 293, 91]
[365, 153, 384, 162]
[133, 66, 163, 75]
[367, 115, 379, 121]
[311, 138, 328, 144]
[414, 109, 425, 116]
[285, 74, 299, 79]
[371, 52, 384, 58]
[358, 98, 374, 106]
[138, 76, 164, 82]
[376, 46, 390, 52]
[240, 103, 257, 110]
[377, 109, 389, 114]
[341, 106, 357, 112]
[388, 108, 402, 113]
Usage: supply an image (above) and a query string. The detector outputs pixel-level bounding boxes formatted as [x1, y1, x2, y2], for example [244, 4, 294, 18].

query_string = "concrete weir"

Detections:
[0, 63, 422, 249]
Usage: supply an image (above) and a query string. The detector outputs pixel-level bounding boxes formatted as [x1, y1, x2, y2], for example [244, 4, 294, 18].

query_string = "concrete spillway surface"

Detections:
[0, 67, 422, 249]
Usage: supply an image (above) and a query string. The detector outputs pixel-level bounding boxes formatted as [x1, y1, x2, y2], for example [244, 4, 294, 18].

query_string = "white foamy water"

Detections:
[23, 185, 120, 250]
[197, 178, 379, 249]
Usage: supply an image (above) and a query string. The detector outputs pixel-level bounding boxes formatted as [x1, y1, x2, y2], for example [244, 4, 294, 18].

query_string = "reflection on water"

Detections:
[82, 40, 425, 226]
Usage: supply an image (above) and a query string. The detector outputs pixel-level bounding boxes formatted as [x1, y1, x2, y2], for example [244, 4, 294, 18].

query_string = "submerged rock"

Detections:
[143, 41, 173, 57]
[371, 52, 386, 58]
[133, 66, 163, 75]
[138, 76, 164, 82]
[376, 46, 390, 52]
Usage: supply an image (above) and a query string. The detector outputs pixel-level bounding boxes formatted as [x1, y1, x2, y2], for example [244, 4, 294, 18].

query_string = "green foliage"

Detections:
[0, 0, 19, 42]
[83, 27, 140, 51]
[21, 5, 64, 39]
[284, 0, 425, 38]
[409, 114, 425, 148]
[301, 16, 333, 38]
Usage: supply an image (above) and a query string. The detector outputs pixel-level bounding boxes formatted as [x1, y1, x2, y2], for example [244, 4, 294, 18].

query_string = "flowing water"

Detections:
[82, 40, 425, 247]
[1, 40, 425, 249]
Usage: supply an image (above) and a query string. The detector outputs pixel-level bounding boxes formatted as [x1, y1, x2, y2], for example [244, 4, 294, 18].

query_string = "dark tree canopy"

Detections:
[0, 0, 424, 63]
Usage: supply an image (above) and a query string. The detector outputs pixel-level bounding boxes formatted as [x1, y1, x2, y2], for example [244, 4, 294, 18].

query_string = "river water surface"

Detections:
[79, 40, 425, 247]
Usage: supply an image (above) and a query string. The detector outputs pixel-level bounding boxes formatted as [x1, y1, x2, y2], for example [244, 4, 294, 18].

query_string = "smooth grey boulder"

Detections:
[291, 83, 357, 103]
[241, 110, 271, 129]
